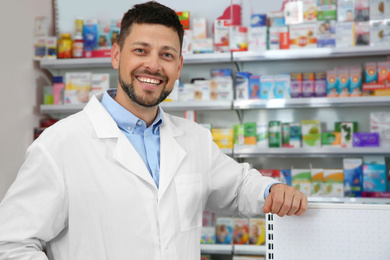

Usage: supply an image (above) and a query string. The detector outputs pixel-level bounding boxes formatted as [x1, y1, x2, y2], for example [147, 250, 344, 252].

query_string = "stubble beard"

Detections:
[118, 67, 172, 108]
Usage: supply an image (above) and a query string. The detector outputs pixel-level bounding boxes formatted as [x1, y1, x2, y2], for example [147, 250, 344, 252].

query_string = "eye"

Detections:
[162, 53, 173, 58]
[134, 48, 145, 53]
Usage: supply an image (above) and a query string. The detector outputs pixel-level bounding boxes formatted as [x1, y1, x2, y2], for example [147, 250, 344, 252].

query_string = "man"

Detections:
[0, 2, 307, 259]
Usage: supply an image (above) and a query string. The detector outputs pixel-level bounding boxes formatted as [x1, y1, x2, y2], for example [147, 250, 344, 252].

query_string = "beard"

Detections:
[118, 67, 171, 108]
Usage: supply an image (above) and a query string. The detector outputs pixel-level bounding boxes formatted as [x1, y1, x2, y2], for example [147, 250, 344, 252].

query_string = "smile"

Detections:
[136, 76, 162, 85]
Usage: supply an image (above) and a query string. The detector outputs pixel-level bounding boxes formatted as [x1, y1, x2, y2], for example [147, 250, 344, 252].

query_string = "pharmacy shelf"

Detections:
[39, 53, 232, 69]
[233, 96, 390, 110]
[232, 45, 390, 62]
[308, 197, 390, 204]
[200, 244, 232, 255]
[40, 100, 232, 114]
[233, 146, 390, 158]
[234, 245, 266, 255]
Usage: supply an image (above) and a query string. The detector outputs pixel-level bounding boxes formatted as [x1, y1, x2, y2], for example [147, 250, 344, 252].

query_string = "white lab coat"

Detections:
[0, 93, 276, 260]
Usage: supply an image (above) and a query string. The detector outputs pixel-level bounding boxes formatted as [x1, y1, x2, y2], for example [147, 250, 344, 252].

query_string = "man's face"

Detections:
[112, 23, 183, 107]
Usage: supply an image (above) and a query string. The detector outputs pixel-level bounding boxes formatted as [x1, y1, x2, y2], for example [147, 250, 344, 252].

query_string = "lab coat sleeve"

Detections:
[205, 133, 277, 218]
[0, 142, 68, 259]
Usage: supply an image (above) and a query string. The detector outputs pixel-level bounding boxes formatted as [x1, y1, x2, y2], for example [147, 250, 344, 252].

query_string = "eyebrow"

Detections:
[131, 41, 178, 54]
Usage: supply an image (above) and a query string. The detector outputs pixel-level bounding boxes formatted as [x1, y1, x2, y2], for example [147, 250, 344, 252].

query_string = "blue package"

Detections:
[363, 157, 387, 192]
[83, 21, 98, 51]
[251, 14, 267, 27]
[249, 75, 261, 99]
[343, 158, 363, 197]
[260, 75, 274, 99]
[281, 169, 292, 186]
[235, 72, 251, 100]
[211, 69, 232, 77]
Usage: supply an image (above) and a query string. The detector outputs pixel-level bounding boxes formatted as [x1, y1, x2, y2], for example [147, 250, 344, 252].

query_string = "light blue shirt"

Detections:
[101, 89, 162, 188]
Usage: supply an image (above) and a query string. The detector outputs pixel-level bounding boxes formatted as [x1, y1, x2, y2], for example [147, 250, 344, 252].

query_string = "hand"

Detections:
[263, 183, 308, 217]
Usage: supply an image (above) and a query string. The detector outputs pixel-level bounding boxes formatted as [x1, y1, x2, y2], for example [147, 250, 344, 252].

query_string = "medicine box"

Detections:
[336, 22, 355, 47]
[323, 169, 344, 197]
[193, 18, 207, 39]
[230, 26, 248, 52]
[282, 123, 292, 148]
[317, 5, 337, 20]
[354, 21, 370, 46]
[176, 11, 190, 30]
[244, 122, 257, 145]
[193, 80, 210, 101]
[201, 227, 216, 244]
[268, 27, 281, 50]
[233, 218, 249, 245]
[249, 75, 261, 99]
[337, 0, 355, 22]
[274, 74, 291, 98]
[256, 122, 268, 147]
[311, 168, 324, 196]
[353, 132, 380, 147]
[364, 62, 378, 83]
[289, 123, 302, 148]
[326, 70, 339, 97]
[370, 0, 386, 19]
[370, 20, 386, 46]
[64, 72, 92, 104]
[290, 73, 303, 98]
[292, 169, 311, 196]
[315, 72, 327, 97]
[349, 66, 362, 96]
[268, 121, 282, 147]
[303, 0, 318, 22]
[216, 218, 233, 244]
[234, 124, 245, 145]
[248, 27, 267, 51]
[301, 120, 321, 147]
[370, 111, 390, 147]
[336, 67, 350, 97]
[281, 169, 292, 186]
[90, 73, 110, 98]
[260, 75, 274, 99]
[343, 158, 363, 197]
[321, 132, 341, 146]
[363, 156, 387, 192]
[289, 23, 318, 49]
[317, 20, 336, 47]
[192, 38, 213, 54]
[303, 72, 315, 97]
[214, 20, 231, 52]
[235, 72, 251, 100]
[248, 218, 266, 245]
[354, 0, 370, 21]
[182, 30, 193, 54]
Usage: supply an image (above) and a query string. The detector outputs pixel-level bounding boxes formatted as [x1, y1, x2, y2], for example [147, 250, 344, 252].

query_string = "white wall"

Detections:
[0, 0, 53, 199]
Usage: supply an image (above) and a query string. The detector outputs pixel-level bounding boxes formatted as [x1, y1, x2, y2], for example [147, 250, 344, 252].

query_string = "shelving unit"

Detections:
[200, 244, 266, 256]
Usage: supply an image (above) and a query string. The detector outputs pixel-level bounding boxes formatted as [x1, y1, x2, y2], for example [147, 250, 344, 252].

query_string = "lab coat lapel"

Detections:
[84, 94, 155, 187]
[159, 113, 186, 199]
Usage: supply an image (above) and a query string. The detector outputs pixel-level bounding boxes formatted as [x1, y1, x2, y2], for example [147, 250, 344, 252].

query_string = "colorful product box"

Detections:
[201, 227, 216, 244]
[260, 169, 281, 181]
[251, 14, 267, 27]
[321, 132, 341, 146]
[267, 11, 286, 27]
[235, 72, 251, 100]
[256, 122, 269, 148]
[354, 21, 370, 46]
[176, 11, 190, 30]
[337, 0, 355, 22]
[364, 62, 378, 83]
[301, 120, 321, 147]
[326, 70, 339, 97]
[281, 169, 292, 186]
[370, 0, 386, 19]
[233, 218, 249, 245]
[290, 73, 303, 98]
[244, 122, 257, 145]
[249, 75, 261, 99]
[97, 23, 110, 50]
[289, 23, 318, 49]
[335, 22, 355, 47]
[194, 80, 210, 101]
[90, 73, 110, 98]
[53, 76, 64, 105]
[211, 69, 232, 77]
[182, 30, 193, 54]
[315, 72, 327, 97]
[268, 27, 281, 50]
[64, 72, 92, 104]
[377, 61, 390, 84]
[370, 20, 387, 46]
[317, 5, 337, 20]
[260, 75, 274, 99]
[279, 26, 290, 49]
[323, 169, 344, 197]
[216, 218, 233, 244]
[212, 77, 234, 101]
[303, 0, 318, 22]
[192, 38, 214, 54]
[343, 158, 363, 197]
[234, 124, 245, 145]
[178, 83, 195, 102]
[284, 1, 304, 25]
[354, 0, 370, 21]
[274, 74, 291, 98]
[214, 20, 231, 52]
[269, 121, 282, 147]
[349, 66, 363, 96]
[339, 121, 357, 147]
[282, 123, 292, 148]
[230, 26, 248, 52]
[370, 111, 390, 147]
[337, 67, 350, 97]
[363, 156, 387, 192]
[311, 168, 324, 196]
[292, 169, 311, 196]
[303, 72, 315, 97]
[353, 132, 380, 147]
[193, 18, 207, 39]
[317, 20, 336, 47]
[248, 218, 266, 245]
[109, 19, 121, 46]
[248, 27, 267, 51]
[83, 20, 98, 51]
[289, 123, 302, 148]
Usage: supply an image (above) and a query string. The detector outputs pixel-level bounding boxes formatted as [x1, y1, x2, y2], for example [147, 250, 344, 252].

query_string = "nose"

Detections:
[144, 53, 162, 72]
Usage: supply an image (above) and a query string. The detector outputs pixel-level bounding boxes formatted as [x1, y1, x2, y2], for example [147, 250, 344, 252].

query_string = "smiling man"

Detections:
[0, 2, 307, 260]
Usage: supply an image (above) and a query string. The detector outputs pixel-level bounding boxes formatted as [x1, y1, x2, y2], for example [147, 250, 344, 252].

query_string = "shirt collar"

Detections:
[101, 89, 163, 134]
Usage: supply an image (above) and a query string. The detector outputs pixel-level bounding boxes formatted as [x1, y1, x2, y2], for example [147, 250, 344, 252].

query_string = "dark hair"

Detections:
[117, 1, 184, 54]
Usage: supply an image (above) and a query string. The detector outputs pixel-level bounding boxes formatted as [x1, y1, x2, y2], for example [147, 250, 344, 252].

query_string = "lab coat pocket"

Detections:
[175, 174, 202, 232]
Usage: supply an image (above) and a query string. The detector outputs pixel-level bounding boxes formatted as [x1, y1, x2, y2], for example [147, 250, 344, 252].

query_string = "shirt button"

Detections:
[127, 126, 132, 130]
[137, 121, 142, 126]
[153, 170, 156, 174]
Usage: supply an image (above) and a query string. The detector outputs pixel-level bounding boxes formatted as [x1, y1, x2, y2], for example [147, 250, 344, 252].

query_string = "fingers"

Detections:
[264, 184, 308, 217]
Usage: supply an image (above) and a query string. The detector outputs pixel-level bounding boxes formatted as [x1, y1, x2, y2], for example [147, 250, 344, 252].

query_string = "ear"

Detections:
[111, 43, 120, 70]
[176, 55, 184, 80]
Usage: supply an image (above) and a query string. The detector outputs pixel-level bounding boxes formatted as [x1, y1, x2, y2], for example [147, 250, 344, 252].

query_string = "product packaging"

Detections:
[326, 70, 339, 97]
[192, 38, 214, 53]
[317, 20, 336, 47]
[303, 0, 318, 22]
[34, 16, 49, 37]
[83, 19, 98, 51]
[176, 11, 190, 30]
[284, 1, 304, 25]
[292, 169, 311, 196]
[282, 123, 292, 148]
[290, 73, 303, 98]
[260, 169, 281, 181]
[281, 169, 292, 186]
[279, 26, 290, 49]
[343, 158, 363, 197]
[216, 218, 233, 244]
[289, 123, 302, 148]
[338, 121, 358, 147]
[234, 124, 245, 145]
[267, 11, 286, 27]
[370, 111, 390, 147]
[53, 76, 65, 105]
[354, 0, 370, 21]
[249, 75, 261, 99]
[260, 75, 274, 99]
[248, 27, 267, 51]
[377, 61, 390, 84]
[335, 22, 355, 47]
[34, 37, 47, 60]
[369, 20, 386, 46]
[256, 122, 269, 147]
[64, 72, 92, 104]
[370, 0, 386, 19]
[268, 27, 281, 50]
[364, 62, 378, 83]
[43, 86, 54, 105]
[201, 227, 216, 244]
[321, 132, 341, 146]
[354, 21, 370, 46]
[211, 69, 232, 77]
[97, 23, 110, 50]
[46, 37, 57, 59]
[315, 72, 327, 97]
[210, 76, 234, 101]
[90, 73, 110, 98]
[303, 72, 315, 97]
[193, 80, 210, 101]
[193, 18, 207, 39]
[301, 120, 321, 147]
[178, 84, 194, 102]
[337, 0, 355, 22]
[289, 23, 318, 48]
[353, 132, 380, 147]
[229, 26, 248, 52]
[165, 80, 180, 102]
[311, 168, 324, 196]
[363, 156, 387, 192]
[184, 110, 196, 122]
[349, 66, 363, 96]
[233, 218, 249, 245]
[212, 128, 233, 149]
[248, 218, 266, 245]
[182, 30, 193, 54]
[268, 121, 282, 147]
[336, 67, 350, 97]
[214, 20, 231, 52]
[274, 74, 291, 98]
[109, 19, 121, 46]
[317, 4, 337, 20]
[244, 122, 257, 145]
[323, 169, 344, 197]
[235, 72, 251, 100]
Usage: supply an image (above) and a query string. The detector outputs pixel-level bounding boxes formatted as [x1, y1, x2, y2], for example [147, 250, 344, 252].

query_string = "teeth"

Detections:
[138, 77, 160, 85]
